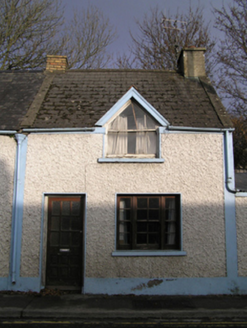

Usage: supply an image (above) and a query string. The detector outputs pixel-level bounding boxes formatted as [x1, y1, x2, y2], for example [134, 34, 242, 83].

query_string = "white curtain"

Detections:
[108, 116, 128, 155]
[167, 199, 176, 245]
[119, 200, 128, 244]
[136, 115, 156, 154]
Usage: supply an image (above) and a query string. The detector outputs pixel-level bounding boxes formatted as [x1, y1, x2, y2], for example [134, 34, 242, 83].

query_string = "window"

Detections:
[117, 194, 181, 251]
[106, 99, 159, 157]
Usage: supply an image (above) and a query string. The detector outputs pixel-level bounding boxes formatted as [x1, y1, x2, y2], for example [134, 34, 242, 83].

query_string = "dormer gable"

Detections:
[95, 87, 169, 128]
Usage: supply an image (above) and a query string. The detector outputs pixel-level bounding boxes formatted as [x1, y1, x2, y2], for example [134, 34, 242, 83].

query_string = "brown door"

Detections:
[46, 196, 84, 290]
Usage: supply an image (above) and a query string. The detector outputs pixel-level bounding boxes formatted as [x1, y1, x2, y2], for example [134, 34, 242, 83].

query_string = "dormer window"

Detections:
[106, 99, 159, 157]
[97, 87, 167, 163]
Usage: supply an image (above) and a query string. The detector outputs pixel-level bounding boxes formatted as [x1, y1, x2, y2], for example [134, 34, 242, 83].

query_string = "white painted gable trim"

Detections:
[95, 87, 169, 127]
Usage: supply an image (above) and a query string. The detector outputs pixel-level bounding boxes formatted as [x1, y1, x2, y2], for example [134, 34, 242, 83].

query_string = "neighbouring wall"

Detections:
[236, 196, 247, 276]
[21, 132, 226, 279]
[0, 136, 16, 277]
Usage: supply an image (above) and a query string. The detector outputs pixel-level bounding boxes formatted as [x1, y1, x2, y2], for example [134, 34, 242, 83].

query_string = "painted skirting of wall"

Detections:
[84, 277, 247, 295]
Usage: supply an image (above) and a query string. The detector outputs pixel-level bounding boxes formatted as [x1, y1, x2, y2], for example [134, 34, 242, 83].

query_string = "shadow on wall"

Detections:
[1, 153, 247, 291]
[20, 196, 229, 282]
[0, 157, 14, 277]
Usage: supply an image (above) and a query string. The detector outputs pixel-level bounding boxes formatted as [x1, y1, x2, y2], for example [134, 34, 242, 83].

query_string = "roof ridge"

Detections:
[65, 69, 177, 73]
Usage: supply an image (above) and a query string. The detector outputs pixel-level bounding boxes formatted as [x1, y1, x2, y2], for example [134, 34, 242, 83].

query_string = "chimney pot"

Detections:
[177, 47, 206, 78]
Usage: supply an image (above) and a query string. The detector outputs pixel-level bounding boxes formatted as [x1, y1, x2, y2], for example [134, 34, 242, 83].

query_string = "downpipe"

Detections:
[11, 134, 26, 283]
[224, 130, 237, 194]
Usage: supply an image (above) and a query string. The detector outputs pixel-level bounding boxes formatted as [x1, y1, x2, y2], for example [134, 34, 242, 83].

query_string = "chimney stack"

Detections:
[177, 47, 206, 78]
[46, 55, 68, 72]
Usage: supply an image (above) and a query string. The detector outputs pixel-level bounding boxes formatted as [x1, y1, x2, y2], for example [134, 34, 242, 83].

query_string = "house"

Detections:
[0, 48, 247, 295]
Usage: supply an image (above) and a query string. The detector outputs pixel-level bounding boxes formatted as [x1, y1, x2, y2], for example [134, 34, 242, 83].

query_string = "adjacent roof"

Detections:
[0, 69, 233, 131]
[0, 71, 45, 130]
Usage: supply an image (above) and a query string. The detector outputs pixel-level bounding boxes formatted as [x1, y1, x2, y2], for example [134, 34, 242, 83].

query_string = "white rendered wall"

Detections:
[0, 136, 16, 277]
[236, 197, 247, 276]
[21, 133, 226, 279]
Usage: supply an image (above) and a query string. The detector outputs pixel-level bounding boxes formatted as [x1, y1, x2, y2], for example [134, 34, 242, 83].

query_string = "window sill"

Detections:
[98, 158, 164, 163]
[236, 191, 247, 197]
[112, 250, 187, 257]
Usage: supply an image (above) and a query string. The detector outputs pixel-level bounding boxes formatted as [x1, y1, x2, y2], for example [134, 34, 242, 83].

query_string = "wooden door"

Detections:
[46, 196, 84, 290]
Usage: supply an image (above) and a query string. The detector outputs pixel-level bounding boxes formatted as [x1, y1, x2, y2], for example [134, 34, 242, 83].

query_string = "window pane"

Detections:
[166, 222, 176, 233]
[137, 198, 147, 208]
[52, 201, 60, 215]
[61, 232, 70, 246]
[119, 222, 131, 234]
[71, 217, 81, 230]
[61, 216, 70, 230]
[137, 222, 147, 232]
[51, 216, 59, 230]
[137, 209, 147, 221]
[50, 232, 59, 246]
[120, 209, 130, 221]
[62, 201, 70, 215]
[128, 132, 136, 154]
[165, 198, 175, 210]
[119, 220, 131, 245]
[108, 132, 128, 155]
[119, 233, 130, 245]
[149, 198, 159, 208]
[71, 201, 80, 215]
[126, 132, 157, 155]
[148, 222, 159, 232]
[149, 210, 159, 221]
[137, 234, 147, 244]
[149, 234, 159, 244]
[119, 198, 131, 209]
[71, 232, 80, 246]
[166, 233, 176, 245]
[136, 132, 156, 155]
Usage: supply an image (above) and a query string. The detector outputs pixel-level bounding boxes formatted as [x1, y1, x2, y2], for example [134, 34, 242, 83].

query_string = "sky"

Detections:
[61, 0, 233, 61]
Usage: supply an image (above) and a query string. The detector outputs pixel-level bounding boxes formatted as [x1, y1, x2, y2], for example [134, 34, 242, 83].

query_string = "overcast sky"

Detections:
[61, 0, 233, 64]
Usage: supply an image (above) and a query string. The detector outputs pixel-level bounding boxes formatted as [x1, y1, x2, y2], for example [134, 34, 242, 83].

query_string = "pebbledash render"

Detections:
[0, 48, 247, 295]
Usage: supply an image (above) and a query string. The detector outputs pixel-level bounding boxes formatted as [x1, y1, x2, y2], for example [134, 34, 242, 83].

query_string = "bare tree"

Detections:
[0, 0, 64, 69]
[231, 115, 247, 170]
[0, 1, 116, 70]
[114, 53, 137, 69]
[214, 0, 247, 118]
[63, 6, 116, 69]
[121, 6, 215, 75]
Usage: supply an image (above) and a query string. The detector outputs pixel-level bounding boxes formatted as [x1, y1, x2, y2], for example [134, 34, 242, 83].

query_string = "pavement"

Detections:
[1, 293, 247, 320]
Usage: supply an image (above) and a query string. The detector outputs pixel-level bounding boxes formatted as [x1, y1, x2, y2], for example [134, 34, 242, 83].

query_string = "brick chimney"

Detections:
[177, 47, 206, 78]
[46, 55, 68, 72]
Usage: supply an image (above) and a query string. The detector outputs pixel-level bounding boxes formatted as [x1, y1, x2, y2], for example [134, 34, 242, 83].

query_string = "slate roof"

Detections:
[0, 71, 45, 130]
[0, 69, 233, 130]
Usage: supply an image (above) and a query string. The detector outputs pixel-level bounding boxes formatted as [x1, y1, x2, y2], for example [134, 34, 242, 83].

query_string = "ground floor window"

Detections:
[117, 194, 181, 250]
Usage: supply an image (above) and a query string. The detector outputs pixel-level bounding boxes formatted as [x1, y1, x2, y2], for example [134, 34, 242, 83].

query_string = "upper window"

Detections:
[106, 99, 159, 157]
[117, 194, 181, 251]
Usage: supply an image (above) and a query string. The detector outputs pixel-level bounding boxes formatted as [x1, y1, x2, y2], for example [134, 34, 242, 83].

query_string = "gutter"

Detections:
[168, 126, 235, 133]
[22, 128, 95, 133]
[0, 130, 17, 135]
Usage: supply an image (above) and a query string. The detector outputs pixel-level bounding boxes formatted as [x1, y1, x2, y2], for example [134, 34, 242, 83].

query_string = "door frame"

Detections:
[40, 193, 87, 293]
